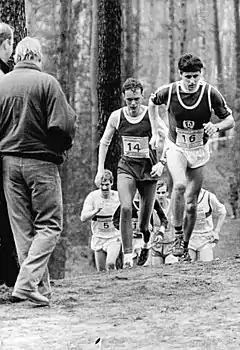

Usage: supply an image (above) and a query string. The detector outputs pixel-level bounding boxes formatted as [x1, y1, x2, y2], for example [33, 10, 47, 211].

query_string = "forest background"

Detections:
[1, 0, 240, 279]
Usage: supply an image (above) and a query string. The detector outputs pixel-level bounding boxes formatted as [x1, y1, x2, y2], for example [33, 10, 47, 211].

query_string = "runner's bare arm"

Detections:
[203, 115, 235, 137]
[150, 139, 169, 177]
[154, 200, 168, 231]
[148, 95, 168, 149]
[94, 113, 117, 187]
[80, 206, 102, 222]
[210, 194, 227, 236]
[80, 197, 103, 222]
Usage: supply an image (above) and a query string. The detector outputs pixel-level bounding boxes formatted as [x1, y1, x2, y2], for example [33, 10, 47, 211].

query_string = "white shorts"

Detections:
[166, 138, 210, 168]
[188, 232, 215, 251]
[91, 235, 121, 252]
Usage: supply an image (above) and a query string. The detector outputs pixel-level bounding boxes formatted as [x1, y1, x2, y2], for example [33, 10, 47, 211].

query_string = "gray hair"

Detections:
[0, 22, 13, 45]
[14, 36, 42, 63]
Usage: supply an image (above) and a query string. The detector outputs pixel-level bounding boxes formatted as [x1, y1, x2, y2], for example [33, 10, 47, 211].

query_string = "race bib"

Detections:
[132, 218, 139, 234]
[97, 217, 112, 232]
[196, 210, 206, 221]
[194, 210, 207, 231]
[122, 136, 149, 158]
[176, 128, 204, 149]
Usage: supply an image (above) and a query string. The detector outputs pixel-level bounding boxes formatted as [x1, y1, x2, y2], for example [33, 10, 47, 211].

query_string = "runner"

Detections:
[228, 176, 238, 219]
[113, 189, 168, 266]
[188, 188, 226, 262]
[151, 181, 178, 265]
[95, 78, 166, 268]
[148, 53, 235, 260]
[81, 170, 121, 271]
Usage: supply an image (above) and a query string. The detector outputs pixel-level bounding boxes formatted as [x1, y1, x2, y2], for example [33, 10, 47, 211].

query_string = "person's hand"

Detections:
[203, 122, 219, 137]
[150, 162, 165, 177]
[149, 134, 162, 150]
[96, 201, 104, 213]
[152, 231, 164, 248]
[210, 231, 219, 243]
[94, 169, 104, 188]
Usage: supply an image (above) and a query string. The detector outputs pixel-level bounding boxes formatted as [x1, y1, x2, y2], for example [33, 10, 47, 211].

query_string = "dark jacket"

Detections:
[0, 58, 19, 287]
[0, 59, 10, 75]
[0, 61, 76, 164]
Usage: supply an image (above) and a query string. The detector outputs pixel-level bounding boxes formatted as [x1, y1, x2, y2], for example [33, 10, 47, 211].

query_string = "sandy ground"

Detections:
[0, 218, 240, 350]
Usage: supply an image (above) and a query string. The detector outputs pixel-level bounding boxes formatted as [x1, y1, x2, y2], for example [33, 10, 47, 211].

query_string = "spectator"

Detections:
[0, 37, 76, 306]
[0, 22, 19, 287]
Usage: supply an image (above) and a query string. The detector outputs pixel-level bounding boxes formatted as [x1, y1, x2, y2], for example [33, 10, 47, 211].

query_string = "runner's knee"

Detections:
[121, 205, 132, 219]
[173, 182, 186, 195]
[185, 201, 197, 215]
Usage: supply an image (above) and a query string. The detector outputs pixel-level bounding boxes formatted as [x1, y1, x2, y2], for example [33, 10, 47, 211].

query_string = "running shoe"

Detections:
[123, 261, 133, 269]
[137, 248, 149, 266]
[172, 233, 184, 257]
[179, 249, 192, 263]
[123, 254, 133, 269]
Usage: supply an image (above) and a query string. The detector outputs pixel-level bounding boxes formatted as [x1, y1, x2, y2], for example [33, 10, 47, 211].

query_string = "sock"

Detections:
[124, 252, 133, 263]
[142, 241, 150, 249]
[142, 230, 151, 243]
[174, 226, 183, 234]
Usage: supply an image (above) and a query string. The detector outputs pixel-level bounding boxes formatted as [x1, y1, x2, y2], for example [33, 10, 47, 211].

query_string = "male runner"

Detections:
[151, 181, 178, 265]
[95, 78, 166, 268]
[81, 170, 121, 271]
[113, 189, 168, 265]
[149, 53, 235, 260]
[188, 188, 226, 262]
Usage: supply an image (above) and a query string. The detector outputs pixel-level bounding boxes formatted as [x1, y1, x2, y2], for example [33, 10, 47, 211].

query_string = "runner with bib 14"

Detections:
[95, 78, 167, 269]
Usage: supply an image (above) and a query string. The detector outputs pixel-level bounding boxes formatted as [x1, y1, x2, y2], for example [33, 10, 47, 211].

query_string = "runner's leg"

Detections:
[117, 173, 136, 267]
[152, 255, 164, 266]
[106, 239, 121, 270]
[189, 248, 197, 262]
[117, 173, 136, 254]
[183, 166, 204, 246]
[167, 149, 187, 228]
[137, 181, 157, 265]
[198, 244, 214, 262]
[166, 149, 187, 256]
[138, 180, 157, 244]
[94, 250, 107, 271]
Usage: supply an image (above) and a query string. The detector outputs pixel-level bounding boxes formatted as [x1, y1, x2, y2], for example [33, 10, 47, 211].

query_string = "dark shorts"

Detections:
[117, 158, 158, 182]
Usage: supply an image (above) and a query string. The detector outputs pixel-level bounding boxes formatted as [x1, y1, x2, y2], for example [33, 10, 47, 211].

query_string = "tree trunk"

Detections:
[134, 0, 141, 78]
[213, 0, 224, 91]
[97, 0, 122, 189]
[234, 0, 240, 99]
[90, 0, 99, 181]
[232, 0, 240, 199]
[149, 0, 159, 92]
[198, 0, 206, 58]
[0, 0, 27, 69]
[49, 0, 72, 280]
[179, 0, 188, 55]
[169, 0, 175, 82]
[125, 0, 134, 78]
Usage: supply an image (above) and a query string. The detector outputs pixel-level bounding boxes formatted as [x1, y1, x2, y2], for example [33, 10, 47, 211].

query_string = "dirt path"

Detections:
[1, 256, 240, 350]
[1, 218, 240, 350]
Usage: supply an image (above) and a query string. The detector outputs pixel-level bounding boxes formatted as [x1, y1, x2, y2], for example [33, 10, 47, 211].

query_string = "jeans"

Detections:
[2, 156, 63, 295]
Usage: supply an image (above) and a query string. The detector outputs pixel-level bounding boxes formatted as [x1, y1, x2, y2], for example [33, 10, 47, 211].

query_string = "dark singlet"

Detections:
[117, 108, 157, 181]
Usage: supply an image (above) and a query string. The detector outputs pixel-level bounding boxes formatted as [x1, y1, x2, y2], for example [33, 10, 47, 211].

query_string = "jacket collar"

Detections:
[0, 59, 10, 74]
[14, 61, 42, 72]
